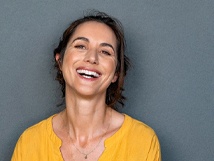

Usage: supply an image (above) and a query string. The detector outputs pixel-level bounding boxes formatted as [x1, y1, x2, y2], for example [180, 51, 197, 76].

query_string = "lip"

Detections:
[76, 67, 101, 80]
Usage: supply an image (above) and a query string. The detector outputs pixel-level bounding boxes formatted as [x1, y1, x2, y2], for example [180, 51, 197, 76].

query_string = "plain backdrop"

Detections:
[0, 1, 214, 161]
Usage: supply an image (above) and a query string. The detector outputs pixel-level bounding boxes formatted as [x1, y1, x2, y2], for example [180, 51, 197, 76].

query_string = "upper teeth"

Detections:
[77, 69, 100, 77]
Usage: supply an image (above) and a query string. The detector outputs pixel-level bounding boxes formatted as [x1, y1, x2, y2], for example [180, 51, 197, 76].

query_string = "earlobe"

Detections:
[55, 53, 60, 61]
[55, 53, 62, 69]
[112, 74, 118, 83]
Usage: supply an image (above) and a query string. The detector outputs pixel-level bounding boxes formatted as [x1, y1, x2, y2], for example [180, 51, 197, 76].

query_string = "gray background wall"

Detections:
[0, 0, 213, 161]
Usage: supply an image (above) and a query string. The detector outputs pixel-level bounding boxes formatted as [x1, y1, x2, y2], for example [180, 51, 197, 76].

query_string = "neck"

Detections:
[61, 92, 111, 141]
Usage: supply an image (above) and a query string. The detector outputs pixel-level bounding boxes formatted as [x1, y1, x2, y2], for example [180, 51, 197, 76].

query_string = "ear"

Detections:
[111, 73, 118, 83]
[55, 53, 60, 61]
[55, 53, 62, 69]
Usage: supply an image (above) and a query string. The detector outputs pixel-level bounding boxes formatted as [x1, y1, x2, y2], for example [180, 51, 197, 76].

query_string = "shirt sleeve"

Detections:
[11, 128, 37, 161]
[146, 134, 161, 161]
[11, 134, 23, 161]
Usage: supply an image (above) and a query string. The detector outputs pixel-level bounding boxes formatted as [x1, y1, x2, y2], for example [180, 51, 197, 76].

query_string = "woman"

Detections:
[12, 11, 161, 161]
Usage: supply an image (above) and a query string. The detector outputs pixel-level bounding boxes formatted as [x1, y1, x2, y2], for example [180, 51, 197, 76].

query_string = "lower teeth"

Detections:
[83, 75, 93, 78]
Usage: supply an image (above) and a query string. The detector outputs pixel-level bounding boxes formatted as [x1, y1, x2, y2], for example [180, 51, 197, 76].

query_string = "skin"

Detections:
[53, 21, 124, 161]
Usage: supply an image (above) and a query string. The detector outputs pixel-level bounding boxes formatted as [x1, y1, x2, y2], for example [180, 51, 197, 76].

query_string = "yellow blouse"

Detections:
[11, 114, 161, 161]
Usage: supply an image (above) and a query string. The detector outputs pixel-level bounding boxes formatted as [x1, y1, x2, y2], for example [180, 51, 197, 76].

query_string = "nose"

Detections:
[84, 49, 99, 64]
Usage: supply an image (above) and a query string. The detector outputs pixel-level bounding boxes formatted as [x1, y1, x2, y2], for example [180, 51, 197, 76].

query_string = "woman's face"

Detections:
[57, 21, 118, 97]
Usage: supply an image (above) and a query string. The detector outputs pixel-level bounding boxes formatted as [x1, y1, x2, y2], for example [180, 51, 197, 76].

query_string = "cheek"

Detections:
[112, 59, 118, 72]
[62, 52, 79, 65]
[61, 55, 74, 74]
[105, 60, 118, 80]
[104, 59, 117, 69]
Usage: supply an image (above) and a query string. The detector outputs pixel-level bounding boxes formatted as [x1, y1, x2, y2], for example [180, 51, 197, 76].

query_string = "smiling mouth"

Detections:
[76, 69, 100, 78]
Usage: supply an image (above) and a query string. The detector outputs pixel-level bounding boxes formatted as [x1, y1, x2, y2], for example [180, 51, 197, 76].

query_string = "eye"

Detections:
[101, 50, 111, 56]
[74, 45, 86, 50]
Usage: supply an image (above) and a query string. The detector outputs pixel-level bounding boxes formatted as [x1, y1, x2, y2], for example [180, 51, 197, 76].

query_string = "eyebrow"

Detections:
[72, 37, 115, 53]
[100, 43, 115, 53]
[72, 37, 89, 43]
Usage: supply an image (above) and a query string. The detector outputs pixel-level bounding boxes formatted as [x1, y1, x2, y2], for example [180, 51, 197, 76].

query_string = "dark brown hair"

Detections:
[54, 10, 130, 109]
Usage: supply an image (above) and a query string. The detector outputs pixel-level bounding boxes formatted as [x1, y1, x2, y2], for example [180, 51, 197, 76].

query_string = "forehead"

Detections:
[70, 21, 117, 45]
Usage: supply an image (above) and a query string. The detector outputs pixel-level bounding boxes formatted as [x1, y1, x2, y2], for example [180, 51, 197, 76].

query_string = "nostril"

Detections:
[84, 52, 99, 64]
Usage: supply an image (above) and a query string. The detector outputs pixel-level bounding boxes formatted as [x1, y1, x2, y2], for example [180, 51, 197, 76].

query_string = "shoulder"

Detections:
[11, 115, 60, 160]
[105, 114, 161, 160]
[122, 114, 160, 147]
[123, 115, 161, 159]
[18, 115, 55, 142]
[111, 111, 157, 140]
[125, 114, 156, 136]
